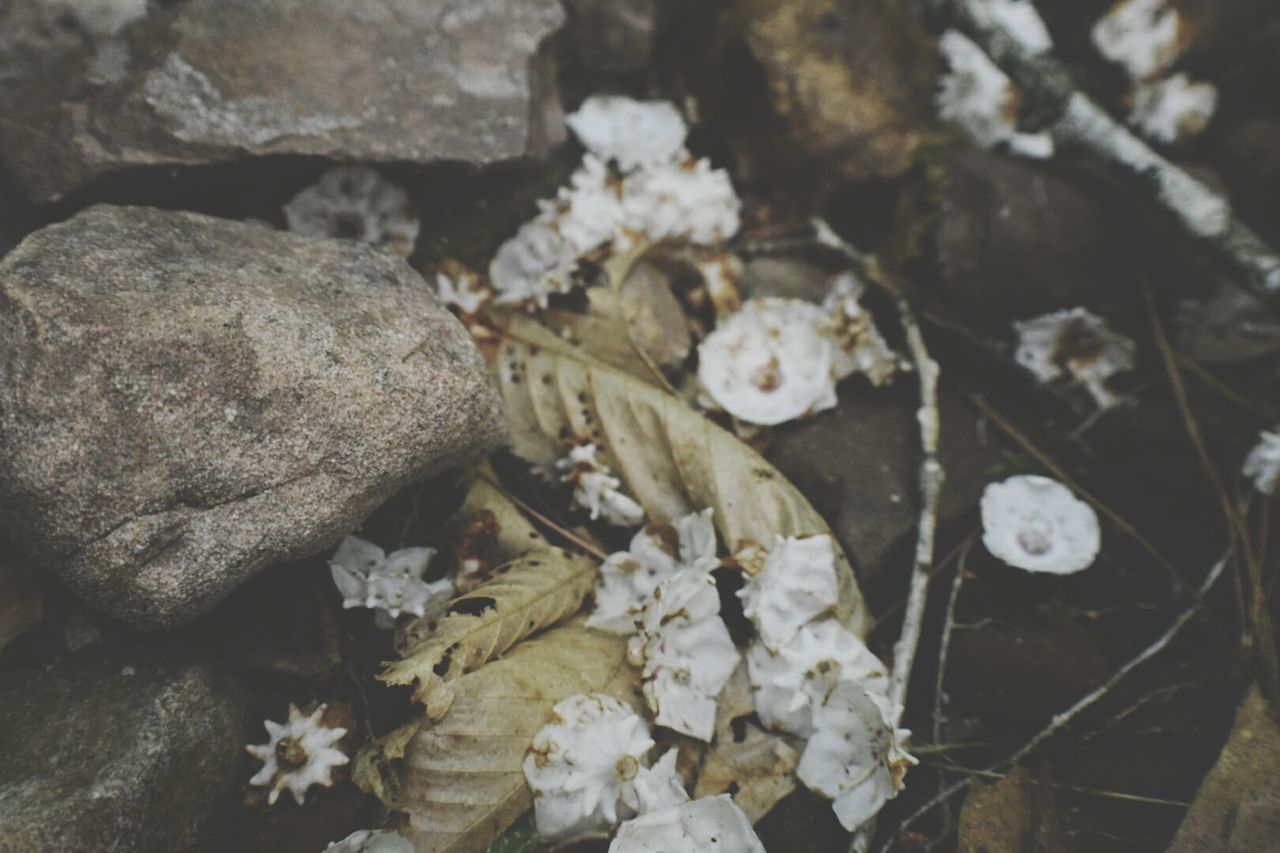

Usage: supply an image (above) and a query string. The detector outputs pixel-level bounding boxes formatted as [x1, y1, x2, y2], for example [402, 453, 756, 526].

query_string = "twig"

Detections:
[934, 0, 1280, 301]
[876, 553, 1228, 852]
[914, 764, 1192, 808]
[476, 472, 609, 561]
[811, 219, 946, 717]
[933, 538, 973, 751]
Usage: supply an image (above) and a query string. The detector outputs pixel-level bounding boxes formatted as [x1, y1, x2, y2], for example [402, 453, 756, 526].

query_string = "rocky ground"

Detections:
[2, 1, 1279, 852]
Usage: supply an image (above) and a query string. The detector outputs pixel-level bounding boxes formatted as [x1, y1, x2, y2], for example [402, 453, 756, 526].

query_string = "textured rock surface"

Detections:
[732, 0, 936, 181]
[928, 149, 1125, 324]
[0, 205, 505, 628]
[767, 382, 1002, 582]
[0, 0, 566, 202]
[0, 653, 253, 853]
[562, 0, 658, 73]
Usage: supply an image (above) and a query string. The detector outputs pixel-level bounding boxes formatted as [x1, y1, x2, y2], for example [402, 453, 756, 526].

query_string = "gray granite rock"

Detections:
[0, 0, 566, 202]
[0, 205, 505, 629]
[0, 653, 253, 853]
[767, 382, 1003, 582]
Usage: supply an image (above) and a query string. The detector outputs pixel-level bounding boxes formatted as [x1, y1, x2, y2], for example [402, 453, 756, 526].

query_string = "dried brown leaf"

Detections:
[380, 543, 597, 720]
[399, 624, 640, 853]
[352, 717, 424, 809]
[496, 314, 869, 633]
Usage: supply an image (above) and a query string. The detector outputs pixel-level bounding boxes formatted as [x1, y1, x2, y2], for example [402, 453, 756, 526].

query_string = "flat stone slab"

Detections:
[0, 0, 566, 202]
[0, 205, 505, 628]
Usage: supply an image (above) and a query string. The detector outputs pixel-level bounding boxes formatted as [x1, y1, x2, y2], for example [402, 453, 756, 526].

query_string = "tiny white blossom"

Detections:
[557, 443, 645, 528]
[523, 693, 671, 842]
[433, 268, 491, 315]
[246, 704, 349, 806]
[698, 298, 838, 426]
[823, 272, 903, 386]
[1013, 308, 1137, 408]
[621, 156, 741, 246]
[283, 167, 418, 258]
[322, 829, 415, 853]
[567, 96, 689, 172]
[328, 536, 451, 629]
[628, 569, 740, 741]
[737, 534, 840, 651]
[621, 748, 691, 816]
[1243, 429, 1280, 496]
[1092, 0, 1184, 82]
[609, 794, 766, 853]
[329, 536, 452, 627]
[981, 475, 1101, 574]
[937, 31, 1054, 159]
[589, 509, 719, 634]
[543, 155, 630, 253]
[1130, 73, 1218, 144]
[747, 620, 889, 738]
[797, 684, 917, 831]
[969, 0, 1053, 53]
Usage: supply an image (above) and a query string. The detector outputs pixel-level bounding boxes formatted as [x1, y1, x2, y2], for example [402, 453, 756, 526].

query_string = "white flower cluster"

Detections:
[608, 794, 766, 853]
[736, 534, 913, 831]
[627, 564, 741, 742]
[588, 509, 719, 634]
[283, 166, 419, 258]
[329, 536, 454, 628]
[980, 475, 1101, 574]
[935, 30, 1054, 159]
[697, 274, 902, 426]
[246, 704, 349, 806]
[522, 693, 688, 842]
[557, 443, 645, 527]
[1091, 0, 1218, 144]
[489, 96, 740, 306]
[1243, 429, 1280, 496]
[1013, 307, 1137, 409]
[433, 266, 491, 315]
[322, 830, 415, 853]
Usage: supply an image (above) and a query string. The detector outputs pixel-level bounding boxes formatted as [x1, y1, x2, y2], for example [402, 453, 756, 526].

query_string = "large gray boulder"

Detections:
[0, 205, 505, 629]
[0, 653, 253, 853]
[0, 0, 567, 202]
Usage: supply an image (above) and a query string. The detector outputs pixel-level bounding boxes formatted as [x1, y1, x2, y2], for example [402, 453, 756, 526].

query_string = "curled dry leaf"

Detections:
[352, 718, 423, 809]
[399, 624, 641, 853]
[381, 543, 598, 720]
[494, 315, 869, 634]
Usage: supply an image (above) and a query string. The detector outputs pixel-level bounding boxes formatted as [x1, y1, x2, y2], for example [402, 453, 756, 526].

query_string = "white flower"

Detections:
[823, 272, 903, 386]
[936, 31, 1054, 159]
[1091, 0, 1184, 82]
[969, 0, 1053, 53]
[1130, 73, 1218, 144]
[433, 267, 491, 315]
[283, 167, 418, 258]
[628, 569, 740, 741]
[523, 693, 670, 842]
[747, 620, 888, 738]
[329, 536, 452, 626]
[621, 156, 741, 246]
[1013, 308, 1137, 408]
[698, 298, 838, 426]
[797, 684, 917, 832]
[322, 829, 415, 853]
[621, 748, 691, 816]
[1244, 429, 1280, 495]
[488, 216, 580, 306]
[557, 443, 645, 527]
[246, 704, 349, 806]
[981, 475, 1101, 574]
[609, 794, 766, 853]
[737, 535, 840, 651]
[567, 96, 689, 172]
[589, 508, 719, 634]
[489, 156, 629, 306]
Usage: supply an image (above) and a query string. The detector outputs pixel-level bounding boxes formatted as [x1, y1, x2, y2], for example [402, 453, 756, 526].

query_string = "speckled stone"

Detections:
[0, 0, 566, 202]
[0, 205, 505, 628]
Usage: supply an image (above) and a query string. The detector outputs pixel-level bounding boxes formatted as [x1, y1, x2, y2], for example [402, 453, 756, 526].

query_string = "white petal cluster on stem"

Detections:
[329, 536, 453, 627]
[557, 443, 645, 528]
[1013, 307, 1137, 408]
[608, 794, 766, 853]
[1243, 429, 1280, 496]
